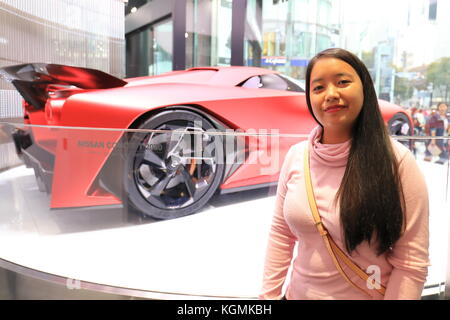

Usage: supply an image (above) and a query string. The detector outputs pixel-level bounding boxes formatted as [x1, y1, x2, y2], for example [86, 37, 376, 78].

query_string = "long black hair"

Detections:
[305, 48, 405, 256]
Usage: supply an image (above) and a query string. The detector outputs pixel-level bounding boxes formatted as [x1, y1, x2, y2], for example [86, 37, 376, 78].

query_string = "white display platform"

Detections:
[0, 159, 449, 299]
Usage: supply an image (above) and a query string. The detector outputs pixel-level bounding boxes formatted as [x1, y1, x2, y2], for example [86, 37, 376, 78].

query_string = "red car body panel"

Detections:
[1, 64, 412, 210]
[378, 99, 410, 124]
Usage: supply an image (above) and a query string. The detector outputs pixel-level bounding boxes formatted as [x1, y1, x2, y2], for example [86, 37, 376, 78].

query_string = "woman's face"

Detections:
[309, 57, 364, 140]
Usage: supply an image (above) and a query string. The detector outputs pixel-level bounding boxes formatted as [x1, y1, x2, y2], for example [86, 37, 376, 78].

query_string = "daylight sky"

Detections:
[338, 0, 410, 51]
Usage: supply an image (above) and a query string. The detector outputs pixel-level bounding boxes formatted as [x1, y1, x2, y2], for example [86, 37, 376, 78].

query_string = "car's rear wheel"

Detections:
[124, 110, 224, 219]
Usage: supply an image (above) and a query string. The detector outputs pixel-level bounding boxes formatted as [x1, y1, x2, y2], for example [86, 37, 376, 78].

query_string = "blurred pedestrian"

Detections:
[411, 108, 426, 156]
[413, 109, 426, 136]
[424, 103, 448, 164]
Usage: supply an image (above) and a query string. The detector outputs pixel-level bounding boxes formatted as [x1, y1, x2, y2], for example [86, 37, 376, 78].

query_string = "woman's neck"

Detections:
[321, 128, 352, 144]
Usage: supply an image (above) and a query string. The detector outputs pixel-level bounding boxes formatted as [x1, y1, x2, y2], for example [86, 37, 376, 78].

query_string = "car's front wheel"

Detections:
[124, 110, 224, 220]
[388, 112, 412, 148]
[388, 112, 412, 136]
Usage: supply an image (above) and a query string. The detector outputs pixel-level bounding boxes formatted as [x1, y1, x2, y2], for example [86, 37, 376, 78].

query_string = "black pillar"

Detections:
[231, 0, 247, 66]
[173, 0, 187, 70]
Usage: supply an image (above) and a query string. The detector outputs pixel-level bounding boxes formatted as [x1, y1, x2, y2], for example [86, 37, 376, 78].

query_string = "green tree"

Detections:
[391, 65, 414, 102]
[426, 57, 450, 102]
[394, 75, 413, 101]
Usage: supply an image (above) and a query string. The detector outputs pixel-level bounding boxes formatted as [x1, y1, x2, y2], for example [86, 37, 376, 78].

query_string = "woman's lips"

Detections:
[324, 105, 348, 113]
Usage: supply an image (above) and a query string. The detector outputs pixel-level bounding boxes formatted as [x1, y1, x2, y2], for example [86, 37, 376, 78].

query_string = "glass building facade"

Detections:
[244, 0, 335, 79]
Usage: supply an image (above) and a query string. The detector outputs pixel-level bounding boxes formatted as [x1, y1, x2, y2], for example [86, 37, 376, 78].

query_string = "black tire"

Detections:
[387, 112, 413, 149]
[388, 112, 411, 136]
[124, 110, 224, 219]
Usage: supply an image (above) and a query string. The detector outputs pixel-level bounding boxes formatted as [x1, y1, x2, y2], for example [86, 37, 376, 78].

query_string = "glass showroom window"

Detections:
[186, 0, 232, 68]
[126, 27, 151, 77]
[126, 18, 173, 77]
[151, 19, 173, 75]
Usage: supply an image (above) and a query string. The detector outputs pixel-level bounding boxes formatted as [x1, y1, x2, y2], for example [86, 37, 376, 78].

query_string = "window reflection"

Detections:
[245, 0, 336, 81]
[186, 0, 232, 68]
[125, 18, 173, 77]
[152, 19, 173, 75]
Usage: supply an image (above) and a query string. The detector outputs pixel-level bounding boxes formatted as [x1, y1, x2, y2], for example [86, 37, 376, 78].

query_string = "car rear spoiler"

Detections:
[0, 63, 127, 110]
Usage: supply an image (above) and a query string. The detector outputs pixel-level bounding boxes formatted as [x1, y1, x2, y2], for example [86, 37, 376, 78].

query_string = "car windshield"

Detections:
[280, 74, 305, 91]
[239, 74, 305, 93]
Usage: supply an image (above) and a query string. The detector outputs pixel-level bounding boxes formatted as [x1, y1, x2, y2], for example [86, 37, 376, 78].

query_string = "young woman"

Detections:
[259, 48, 429, 300]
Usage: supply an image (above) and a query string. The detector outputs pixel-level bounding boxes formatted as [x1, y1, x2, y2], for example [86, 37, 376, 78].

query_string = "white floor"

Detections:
[0, 153, 449, 299]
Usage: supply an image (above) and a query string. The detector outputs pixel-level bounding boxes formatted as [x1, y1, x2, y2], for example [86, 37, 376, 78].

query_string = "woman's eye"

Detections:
[338, 80, 351, 85]
[312, 85, 323, 92]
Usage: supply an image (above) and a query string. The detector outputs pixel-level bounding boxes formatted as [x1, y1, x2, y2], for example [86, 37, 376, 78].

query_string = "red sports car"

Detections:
[0, 63, 412, 219]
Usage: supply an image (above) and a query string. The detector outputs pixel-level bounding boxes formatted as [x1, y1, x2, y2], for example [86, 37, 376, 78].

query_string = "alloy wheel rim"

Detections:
[132, 121, 219, 210]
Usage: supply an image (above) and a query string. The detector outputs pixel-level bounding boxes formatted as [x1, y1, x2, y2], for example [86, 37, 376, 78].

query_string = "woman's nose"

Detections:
[325, 85, 339, 102]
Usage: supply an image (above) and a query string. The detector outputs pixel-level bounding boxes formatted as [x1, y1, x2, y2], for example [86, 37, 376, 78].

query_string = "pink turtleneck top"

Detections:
[259, 126, 429, 300]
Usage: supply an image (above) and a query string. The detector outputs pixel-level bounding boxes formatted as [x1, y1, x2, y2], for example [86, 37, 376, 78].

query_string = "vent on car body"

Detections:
[186, 67, 219, 72]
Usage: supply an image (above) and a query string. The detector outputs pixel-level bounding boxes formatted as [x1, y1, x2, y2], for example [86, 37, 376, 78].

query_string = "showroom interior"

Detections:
[0, 0, 449, 300]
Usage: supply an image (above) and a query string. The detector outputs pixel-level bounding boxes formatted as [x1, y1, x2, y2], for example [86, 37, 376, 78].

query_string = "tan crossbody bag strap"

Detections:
[303, 145, 386, 297]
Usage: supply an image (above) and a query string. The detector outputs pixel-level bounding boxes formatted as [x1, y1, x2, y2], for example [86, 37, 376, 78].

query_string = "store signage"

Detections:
[261, 57, 309, 67]
[262, 56, 287, 66]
